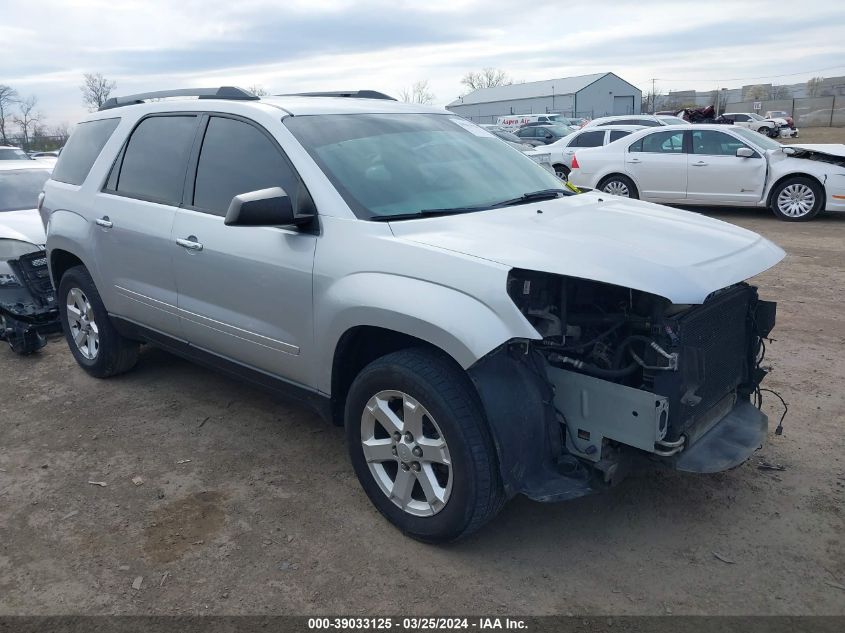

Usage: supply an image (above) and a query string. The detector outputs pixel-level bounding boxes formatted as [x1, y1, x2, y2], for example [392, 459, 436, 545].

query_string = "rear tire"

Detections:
[769, 176, 824, 222]
[58, 265, 139, 377]
[598, 174, 638, 199]
[345, 348, 504, 542]
[553, 163, 570, 180]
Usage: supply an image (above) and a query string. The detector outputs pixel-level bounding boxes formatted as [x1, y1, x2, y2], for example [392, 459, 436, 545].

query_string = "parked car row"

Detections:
[567, 124, 845, 221]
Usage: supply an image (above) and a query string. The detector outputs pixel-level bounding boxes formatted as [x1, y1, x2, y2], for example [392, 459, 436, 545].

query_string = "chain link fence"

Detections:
[723, 96, 845, 127]
[3, 134, 67, 152]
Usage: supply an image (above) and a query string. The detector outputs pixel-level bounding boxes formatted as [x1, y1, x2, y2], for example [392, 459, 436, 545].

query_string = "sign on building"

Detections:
[753, 101, 762, 111]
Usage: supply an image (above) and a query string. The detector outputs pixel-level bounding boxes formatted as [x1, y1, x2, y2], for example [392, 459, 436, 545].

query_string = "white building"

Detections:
[447, 72, 642, 123]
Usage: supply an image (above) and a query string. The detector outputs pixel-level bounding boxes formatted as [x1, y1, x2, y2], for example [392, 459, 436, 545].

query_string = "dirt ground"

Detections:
[2, 175, 845, 617]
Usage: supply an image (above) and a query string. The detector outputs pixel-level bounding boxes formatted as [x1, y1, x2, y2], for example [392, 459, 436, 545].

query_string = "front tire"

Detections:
[345, 348, 503, 542]
[770, 177, 824, 221]
[58, 265, 139, 377]
[598, 174, 638, 199]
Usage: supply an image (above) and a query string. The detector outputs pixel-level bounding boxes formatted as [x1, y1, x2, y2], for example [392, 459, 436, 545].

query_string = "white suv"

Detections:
[40, 87, 784, 541]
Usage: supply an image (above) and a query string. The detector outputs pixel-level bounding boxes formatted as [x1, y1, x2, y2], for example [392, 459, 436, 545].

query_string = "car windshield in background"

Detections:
[284, 114, 563, 219]
[732, 127, 783, 150]
[0, 169, 51, 211]
[748, 113, 765, 121]
[0, 148, 32, 160]
[492, 129, 523, 143]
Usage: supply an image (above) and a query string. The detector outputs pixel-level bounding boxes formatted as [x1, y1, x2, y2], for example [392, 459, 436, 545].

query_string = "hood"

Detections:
[388, 192, 784, 304]
[788, 143, 845, 159]
[0, 208, 47, 245]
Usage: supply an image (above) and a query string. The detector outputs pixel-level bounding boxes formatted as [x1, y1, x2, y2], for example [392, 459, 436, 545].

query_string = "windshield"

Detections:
[0, 148, 32, 160]
[0, 169, 51, 211]
[732, 127, 783, 150]
[748, 113, 765, 121]
[659, 116, 688, 125]
[284, 114, 563, 219]
[548, 115, 572, 125]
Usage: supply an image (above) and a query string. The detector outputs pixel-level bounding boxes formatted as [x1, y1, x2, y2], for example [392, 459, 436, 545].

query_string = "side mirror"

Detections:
[544, 132, 553, 139]
[736, 147, 754, 158]
[224, 187, 310, 227]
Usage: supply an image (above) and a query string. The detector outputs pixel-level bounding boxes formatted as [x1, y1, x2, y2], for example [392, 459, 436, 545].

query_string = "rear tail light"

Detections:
[571, 155, 580, 169]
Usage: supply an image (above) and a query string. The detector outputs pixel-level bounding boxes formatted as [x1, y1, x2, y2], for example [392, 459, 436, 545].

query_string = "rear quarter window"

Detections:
[51, 118, 120, 185]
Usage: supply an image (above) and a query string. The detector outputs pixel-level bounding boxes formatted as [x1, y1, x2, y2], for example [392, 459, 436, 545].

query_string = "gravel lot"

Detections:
[2, 173, 844, 616]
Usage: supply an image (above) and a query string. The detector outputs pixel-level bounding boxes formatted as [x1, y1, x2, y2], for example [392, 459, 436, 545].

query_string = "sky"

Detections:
[2, 0, 845, 128]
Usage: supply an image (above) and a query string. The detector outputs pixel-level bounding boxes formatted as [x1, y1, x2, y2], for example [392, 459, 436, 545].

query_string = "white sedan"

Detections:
[525, 125, 644, 179]
[567, 124, 845, 221]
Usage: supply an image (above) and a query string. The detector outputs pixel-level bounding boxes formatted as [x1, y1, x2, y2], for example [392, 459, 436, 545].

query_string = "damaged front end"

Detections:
[1, 247, 61, 354]
[470, 270, 777, 502]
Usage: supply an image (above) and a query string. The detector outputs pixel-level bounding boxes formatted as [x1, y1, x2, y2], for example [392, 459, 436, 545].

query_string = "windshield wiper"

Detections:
[369, 206, 489, 221]
[487, 188, 570, 209]
[369, 189, 570, 222]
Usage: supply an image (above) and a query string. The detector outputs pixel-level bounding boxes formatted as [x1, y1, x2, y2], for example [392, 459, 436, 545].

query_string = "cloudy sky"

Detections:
[3, 0, 845, 127]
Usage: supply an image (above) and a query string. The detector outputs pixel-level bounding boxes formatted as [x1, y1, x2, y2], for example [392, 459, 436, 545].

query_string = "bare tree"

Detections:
[399, 80, 434, 104]
[12, 95, 42, 149]
[81, 72, 117, 111]
[460, 68, 511, 93]
[0, 84, 19, 145]
[806, 76, 823, 97]
[51, 122, 72, 145]
[248, 84, 269, 97]
[770, 84, 791, 99]
[744, 84, 770, 101]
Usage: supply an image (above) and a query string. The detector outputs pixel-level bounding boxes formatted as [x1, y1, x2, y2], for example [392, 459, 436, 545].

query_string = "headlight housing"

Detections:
[0, 239, 41, 260]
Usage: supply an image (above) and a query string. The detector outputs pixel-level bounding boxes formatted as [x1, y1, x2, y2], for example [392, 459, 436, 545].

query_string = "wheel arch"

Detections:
[766, 172, 826, 208]
[49, 249, 86, 289]
[597, 172, 640, 197]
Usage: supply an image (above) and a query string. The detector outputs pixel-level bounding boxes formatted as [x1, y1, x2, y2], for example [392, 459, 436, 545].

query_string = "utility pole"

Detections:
[651, 78, 656, 113]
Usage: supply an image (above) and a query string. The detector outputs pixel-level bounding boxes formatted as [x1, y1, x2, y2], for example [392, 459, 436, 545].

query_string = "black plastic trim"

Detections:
[467, 343, 594, 502]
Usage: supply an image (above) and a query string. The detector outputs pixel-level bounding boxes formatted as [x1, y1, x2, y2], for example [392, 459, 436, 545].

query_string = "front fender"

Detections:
[315, 272, 539, 393]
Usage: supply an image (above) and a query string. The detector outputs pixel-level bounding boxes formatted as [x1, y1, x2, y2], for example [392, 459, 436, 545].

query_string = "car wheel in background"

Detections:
[58, 265, 139, 377]
[769, 177, 824, 222]
[345, 348, 504, 543]
[598, 174, 638, 199]
[553, 164, 570, 180]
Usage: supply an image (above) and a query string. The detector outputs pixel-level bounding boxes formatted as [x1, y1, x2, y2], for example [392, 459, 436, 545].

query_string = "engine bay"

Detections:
[506, 268, 776, 462]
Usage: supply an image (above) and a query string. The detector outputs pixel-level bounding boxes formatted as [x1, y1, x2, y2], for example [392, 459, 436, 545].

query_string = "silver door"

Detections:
[91, 114, 200, 335]
[172, 114, 318, 386]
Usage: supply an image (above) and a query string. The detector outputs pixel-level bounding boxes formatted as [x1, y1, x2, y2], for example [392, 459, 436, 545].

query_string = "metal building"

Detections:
[446, 72, 642, 123]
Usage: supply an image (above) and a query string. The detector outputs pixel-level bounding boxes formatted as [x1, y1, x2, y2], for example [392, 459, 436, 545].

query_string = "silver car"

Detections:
[41, 87, 784, 541]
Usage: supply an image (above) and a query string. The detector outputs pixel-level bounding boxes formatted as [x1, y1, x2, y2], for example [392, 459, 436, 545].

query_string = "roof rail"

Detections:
[282, 90, 396, 101]
[99, 86, 259, 111]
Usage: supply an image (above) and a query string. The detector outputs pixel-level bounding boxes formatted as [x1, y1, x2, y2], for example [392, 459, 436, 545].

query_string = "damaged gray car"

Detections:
[0, 161, 60, 354]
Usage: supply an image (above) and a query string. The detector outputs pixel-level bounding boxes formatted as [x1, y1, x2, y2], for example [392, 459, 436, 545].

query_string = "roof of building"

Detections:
[448, 72, 638, 107]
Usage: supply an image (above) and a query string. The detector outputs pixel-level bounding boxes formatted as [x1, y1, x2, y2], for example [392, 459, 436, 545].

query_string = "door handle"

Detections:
[176, 237, 203, 251]
[691, 161, 708, 166]
[95, 217, 113, 228]
[628, 158, 641, 163]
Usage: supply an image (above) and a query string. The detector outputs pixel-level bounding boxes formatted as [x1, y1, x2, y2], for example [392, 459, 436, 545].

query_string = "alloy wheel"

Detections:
[777, 183, 815, 218]
[603, 180, 630, 197]
[66, 287, 99, 360]
[360, 390, 453, 517]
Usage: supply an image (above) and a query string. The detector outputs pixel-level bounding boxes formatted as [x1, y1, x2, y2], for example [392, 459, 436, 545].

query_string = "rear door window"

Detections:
[51, 118, 120, 185]
[609, 130, 631, 142]
[631, 130, 686, 153]
[192, 116, 299, 217]
[572, 130, 604, 147]
[111, 115, 198, 205]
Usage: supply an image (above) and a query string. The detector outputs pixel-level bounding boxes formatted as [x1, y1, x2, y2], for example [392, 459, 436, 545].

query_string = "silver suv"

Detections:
[41, 87, 785, 542]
